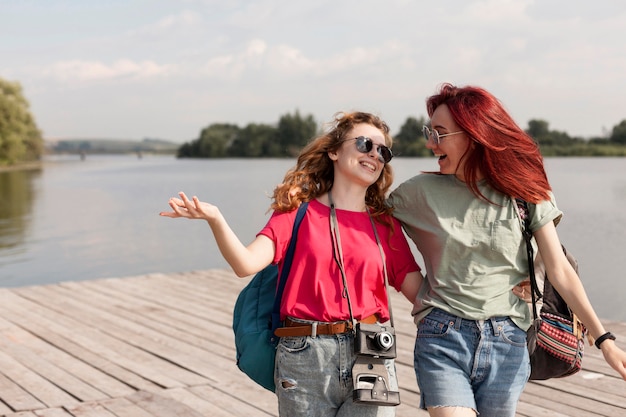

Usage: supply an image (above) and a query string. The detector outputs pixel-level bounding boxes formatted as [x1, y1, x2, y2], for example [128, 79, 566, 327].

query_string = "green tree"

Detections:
[0, 78, 44, 166]
[178, 123, 240, 158]
[393, 116, 429, 157]
[228, 123, 277, 157]
[526, 119, 550, 141]
[275, 110, 318, 157]
[525, 119, 582, 146]
[609, 119, 626, 144]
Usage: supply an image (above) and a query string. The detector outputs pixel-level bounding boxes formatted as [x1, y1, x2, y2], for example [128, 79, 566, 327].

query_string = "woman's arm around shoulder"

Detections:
[160, 192, 274, 277]
[534, 221, 626, 380]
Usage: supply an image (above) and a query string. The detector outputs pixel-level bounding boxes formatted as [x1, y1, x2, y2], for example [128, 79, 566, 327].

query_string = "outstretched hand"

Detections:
[160, 192, 220, 222]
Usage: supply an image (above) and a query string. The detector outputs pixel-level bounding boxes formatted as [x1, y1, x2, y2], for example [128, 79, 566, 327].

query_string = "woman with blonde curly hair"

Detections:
[161, 111, 423, 417]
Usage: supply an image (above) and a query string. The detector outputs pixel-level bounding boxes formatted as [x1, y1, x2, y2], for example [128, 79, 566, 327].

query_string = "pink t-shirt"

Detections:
[258, 199, 419, 322]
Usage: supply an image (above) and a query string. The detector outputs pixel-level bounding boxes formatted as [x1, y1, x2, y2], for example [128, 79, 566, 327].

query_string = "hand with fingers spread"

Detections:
[160, 192, 221, 223]
[160, 191, 273, 276]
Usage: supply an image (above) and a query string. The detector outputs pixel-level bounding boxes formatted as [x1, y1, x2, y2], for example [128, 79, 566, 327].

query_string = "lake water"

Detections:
[1, 155, 625, 322]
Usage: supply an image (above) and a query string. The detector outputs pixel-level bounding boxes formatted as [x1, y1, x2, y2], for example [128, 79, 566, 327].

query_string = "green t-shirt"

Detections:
[388, 174, 562, 330]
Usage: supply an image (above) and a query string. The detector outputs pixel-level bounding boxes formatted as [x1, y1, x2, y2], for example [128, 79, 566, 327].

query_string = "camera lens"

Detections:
[375, 332, 394, 350]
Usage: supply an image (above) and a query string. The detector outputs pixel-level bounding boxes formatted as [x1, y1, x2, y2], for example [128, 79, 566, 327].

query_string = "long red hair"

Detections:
[426, 83, 551, 203]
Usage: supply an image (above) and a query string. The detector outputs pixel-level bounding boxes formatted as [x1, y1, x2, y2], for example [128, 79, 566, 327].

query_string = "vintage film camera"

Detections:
[354, 322, 396, 358]
[352, 322, 400, 406]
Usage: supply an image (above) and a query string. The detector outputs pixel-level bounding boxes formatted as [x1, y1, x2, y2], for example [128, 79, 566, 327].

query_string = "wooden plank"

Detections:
[77, 276, 245, 353]
[59, 279, 233, 349]
[57, 283, 238, 369]
[85, 279, 231, 338]
[0, 322, 134, 399]
[33, 283, 221, 384]
[135, 272, 241, 316]
[2, 412, 37, 417]
[97, 275, 223, 322]
[33, 410, 74, 417]
[62, 403, 118, 417]
[0, 349, 77, 409]
[0, 291, 176, 391]
[522, 382, 618, 417]
[125, 391, 205, 417]
[0, 318, 108, 403]
[161, 388, 239, 417]
[188, 385, 277, 417]
[96, 398, 155, 417]
[0, 395, 15, 414]
[0, 371, 45, 412]
[0, 301, 161, 394]
[546, 367, 625, 398]
[531, 378, 626, 409]
[66, 276, 240, 360]
[515, 400, 575, 417]
[8, 287, 205, 389]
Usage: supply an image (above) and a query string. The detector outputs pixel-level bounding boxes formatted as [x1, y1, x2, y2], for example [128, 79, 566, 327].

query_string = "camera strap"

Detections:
[328, 191, 394, 328]
[368, 211, 394, 329]
[328, 191, 355, 324]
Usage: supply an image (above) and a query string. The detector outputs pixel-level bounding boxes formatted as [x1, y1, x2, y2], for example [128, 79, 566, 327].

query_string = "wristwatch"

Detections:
[594, 332, 616, 349]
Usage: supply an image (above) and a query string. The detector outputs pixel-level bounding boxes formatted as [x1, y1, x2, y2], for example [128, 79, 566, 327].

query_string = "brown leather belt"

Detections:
[274, 314, 378, 337]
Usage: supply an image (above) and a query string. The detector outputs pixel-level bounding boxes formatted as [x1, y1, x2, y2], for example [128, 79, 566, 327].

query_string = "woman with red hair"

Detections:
[388, 83, 626, 417]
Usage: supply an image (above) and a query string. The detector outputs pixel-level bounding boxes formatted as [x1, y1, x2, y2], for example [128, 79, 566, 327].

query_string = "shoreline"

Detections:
[0, 161, 43, 172]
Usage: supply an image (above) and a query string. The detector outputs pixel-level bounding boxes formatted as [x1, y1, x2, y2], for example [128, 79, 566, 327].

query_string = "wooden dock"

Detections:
[0, 269, 624, 417]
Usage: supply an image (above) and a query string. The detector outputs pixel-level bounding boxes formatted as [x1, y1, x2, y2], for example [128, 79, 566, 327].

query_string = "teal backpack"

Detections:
[232, 202, 308, 391]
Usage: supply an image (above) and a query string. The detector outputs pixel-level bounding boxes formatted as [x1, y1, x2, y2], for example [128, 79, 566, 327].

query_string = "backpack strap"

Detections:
[515, 198, 542, 320]
[270, 202, 309, 343]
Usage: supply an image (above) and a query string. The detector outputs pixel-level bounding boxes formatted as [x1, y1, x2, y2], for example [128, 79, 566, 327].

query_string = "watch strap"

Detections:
[594, 331, 616, 349]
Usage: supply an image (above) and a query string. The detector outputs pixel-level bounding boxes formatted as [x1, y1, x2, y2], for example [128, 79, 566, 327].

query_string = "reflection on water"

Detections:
[0, 167, 41, 251]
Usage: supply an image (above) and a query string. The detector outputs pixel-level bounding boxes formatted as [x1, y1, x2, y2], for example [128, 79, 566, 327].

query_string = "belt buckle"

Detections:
[311, 322, 318, 338]
[345, 320, 355, 332]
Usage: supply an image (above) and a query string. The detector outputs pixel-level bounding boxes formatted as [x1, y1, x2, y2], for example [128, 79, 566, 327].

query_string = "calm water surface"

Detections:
[1, 155, 625, 322]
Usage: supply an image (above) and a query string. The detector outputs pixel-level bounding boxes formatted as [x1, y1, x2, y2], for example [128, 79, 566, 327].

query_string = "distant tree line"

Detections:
[177, 111, 318, 158]
[178, 112, 626, 158]
[49, 138, 179, 154]
[2, 74, 626, 168]
[526, 119, 626, 156]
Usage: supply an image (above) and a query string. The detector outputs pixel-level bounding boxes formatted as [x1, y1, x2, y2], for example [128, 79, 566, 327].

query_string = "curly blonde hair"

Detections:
[271, 111, 394, 218]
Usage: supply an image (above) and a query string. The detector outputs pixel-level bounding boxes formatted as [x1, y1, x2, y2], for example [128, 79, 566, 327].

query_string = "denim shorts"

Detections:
[414, 308, 530, 417]
[275, 332, 397, 417]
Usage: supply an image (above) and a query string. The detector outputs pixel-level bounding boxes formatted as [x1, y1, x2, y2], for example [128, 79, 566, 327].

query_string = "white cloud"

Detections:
[200, 39, 314, 79]
[41, 59, 172, 82]
[265, 45, 313, 73]
[466, 0, 531, 22]
[246, 39, 268, 56]
[127, 10, 203, 38]
[5, 0, 626, 139]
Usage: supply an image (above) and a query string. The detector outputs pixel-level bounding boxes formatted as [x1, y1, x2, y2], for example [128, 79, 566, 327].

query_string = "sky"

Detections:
[2, 0, 626, 143]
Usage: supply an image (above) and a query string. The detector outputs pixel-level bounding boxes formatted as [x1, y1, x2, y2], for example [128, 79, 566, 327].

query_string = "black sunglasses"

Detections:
[342, 136, 393, 164]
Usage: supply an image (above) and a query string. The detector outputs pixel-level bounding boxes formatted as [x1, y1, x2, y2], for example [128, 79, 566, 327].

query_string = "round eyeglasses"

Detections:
[423, 126, 464, 145]
[341, 136, 393, 164]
